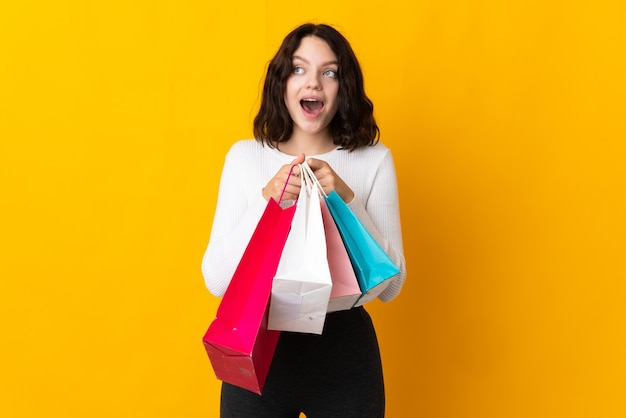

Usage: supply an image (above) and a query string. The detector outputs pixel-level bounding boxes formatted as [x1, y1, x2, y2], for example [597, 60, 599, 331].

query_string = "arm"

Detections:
[202, 146, 305, 296]
[201, 148, 267, 296]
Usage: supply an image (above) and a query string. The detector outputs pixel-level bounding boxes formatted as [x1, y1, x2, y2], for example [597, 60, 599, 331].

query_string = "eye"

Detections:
[293, 66, 304, 75]
[323, 69, 338, 79]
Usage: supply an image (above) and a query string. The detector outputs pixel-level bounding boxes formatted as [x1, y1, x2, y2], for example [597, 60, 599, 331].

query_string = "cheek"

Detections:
[327, 84, 340, 108]
[284, 82, 299, 114]
[285, 83, 300, 106]
[325, 81, 339, 99]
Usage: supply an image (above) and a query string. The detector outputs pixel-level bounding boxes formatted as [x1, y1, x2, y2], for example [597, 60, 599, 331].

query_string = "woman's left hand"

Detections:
[306, 158, 355, 203]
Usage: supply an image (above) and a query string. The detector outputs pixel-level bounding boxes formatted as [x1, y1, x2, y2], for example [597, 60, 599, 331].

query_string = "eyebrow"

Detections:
[292, 55, 339, 67]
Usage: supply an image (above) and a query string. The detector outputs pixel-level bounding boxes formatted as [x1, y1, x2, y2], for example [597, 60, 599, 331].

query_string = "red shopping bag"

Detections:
[202, 193, 296, 394]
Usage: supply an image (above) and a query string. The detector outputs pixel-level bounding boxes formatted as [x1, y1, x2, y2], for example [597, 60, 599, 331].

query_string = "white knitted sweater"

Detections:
[202, 139, 406, 302]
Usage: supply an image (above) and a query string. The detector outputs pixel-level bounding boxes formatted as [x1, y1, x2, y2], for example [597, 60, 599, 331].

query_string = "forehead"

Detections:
[292, 36, 337, 63]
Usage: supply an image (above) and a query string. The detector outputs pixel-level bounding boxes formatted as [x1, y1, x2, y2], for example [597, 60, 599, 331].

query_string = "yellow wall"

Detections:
[1, 1, 624, 417]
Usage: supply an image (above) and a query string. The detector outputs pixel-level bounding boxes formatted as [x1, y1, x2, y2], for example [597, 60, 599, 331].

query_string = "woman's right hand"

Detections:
[262, 153, 305, 202]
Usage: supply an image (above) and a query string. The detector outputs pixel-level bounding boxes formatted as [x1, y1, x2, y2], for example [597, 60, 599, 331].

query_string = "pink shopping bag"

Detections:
[202, 194, 296, 394]
[320, 198, 361, 312]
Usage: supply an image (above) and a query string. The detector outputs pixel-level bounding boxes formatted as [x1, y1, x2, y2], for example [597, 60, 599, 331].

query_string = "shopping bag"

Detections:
[202, 171, 297, 395]
[320, 198, 361, 312]
[301, 162, 400, 306]
[268, 165, 333, 334]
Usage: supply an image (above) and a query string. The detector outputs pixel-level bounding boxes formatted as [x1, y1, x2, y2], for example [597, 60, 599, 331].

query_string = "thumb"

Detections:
[290, 153, 305, 166]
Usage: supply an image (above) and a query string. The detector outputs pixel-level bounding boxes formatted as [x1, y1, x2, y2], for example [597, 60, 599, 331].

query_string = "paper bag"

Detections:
[300, 161, 400, 305]
[268, 166, 333, 334]
[320, 198, 361, 312]
[202, 196, 296, 394]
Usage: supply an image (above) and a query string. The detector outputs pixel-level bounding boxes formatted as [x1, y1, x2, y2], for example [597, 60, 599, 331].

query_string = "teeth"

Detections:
[302, 98, 318, 102]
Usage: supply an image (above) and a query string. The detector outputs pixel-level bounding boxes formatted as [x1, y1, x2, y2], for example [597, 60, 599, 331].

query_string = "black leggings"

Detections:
[220, 306, 385, 418]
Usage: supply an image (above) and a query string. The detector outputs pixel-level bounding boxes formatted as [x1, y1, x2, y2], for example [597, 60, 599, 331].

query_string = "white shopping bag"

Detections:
[268, 165, 333, 334]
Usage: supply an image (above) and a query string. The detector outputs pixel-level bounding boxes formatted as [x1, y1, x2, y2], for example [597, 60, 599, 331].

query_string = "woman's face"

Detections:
[284, 36, 340, 141]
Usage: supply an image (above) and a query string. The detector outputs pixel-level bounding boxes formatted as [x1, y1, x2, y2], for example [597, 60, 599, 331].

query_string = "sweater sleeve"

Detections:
[201, 145, 267, 297]
[347, 149, 406, 302]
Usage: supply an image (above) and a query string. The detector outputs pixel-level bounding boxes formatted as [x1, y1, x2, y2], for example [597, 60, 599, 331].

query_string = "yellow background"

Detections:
[1, 1, 625, 417]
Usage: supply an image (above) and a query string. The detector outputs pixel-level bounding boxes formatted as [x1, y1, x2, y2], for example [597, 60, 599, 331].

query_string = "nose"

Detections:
[306, 72, 322, 90]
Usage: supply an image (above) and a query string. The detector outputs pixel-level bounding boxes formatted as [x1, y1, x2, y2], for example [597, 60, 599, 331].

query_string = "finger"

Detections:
[290, 153, 306, 166]
[306, 158, 330, 174]
[280, 174, 301, 196]
[285, 163, 299, 179]
[282, 183, 301, 200]
[288, 173, 302, 186]
[305, 157, 320, 169]
[290, 164, 301, 178]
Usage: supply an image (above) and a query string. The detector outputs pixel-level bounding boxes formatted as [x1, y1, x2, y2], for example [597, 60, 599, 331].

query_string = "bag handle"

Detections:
[278, 164, 297, 203]
[300, 161, 327, 198]
[299, 163, 309, 193]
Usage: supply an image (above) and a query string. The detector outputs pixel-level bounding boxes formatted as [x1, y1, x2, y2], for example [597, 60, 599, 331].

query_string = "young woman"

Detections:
[202, 23, 406, 418]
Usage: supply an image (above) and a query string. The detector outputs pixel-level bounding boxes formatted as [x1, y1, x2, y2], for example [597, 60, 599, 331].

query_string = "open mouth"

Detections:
[300, 98, 324, 114]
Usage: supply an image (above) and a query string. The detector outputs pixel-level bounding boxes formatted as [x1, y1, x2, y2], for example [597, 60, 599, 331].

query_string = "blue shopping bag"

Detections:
[324, 191, 400, 305]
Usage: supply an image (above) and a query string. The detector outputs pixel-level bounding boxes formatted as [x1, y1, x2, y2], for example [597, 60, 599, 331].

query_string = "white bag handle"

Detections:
[300, 161, 327, 198]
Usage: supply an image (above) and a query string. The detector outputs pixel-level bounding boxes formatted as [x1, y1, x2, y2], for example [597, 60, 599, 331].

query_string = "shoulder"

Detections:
[227, 139, 264, 155]
[225, 139, 271, 162]
[325, 142, 394, 179]
[369, 141, 391, 154]
[349, 141, 393, 164]
[326, 141, 393, 166]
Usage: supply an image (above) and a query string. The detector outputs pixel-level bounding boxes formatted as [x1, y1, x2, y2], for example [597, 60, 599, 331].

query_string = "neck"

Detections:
[279, 130, 336, 156]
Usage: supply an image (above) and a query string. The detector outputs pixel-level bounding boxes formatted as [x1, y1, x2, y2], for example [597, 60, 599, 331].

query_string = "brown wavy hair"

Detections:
[253, 23, 379, 151]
